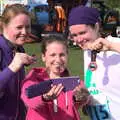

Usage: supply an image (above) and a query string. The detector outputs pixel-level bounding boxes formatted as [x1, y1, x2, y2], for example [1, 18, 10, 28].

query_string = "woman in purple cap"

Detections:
[68, 6, 120, 120]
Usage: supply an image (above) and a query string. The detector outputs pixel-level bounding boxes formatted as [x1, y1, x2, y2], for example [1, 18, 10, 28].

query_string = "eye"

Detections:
[50, 53, 56, 57]
[78, 31, 86, 35]
[70, 33, 77, 39]
[60, 53, 66, 57]
[17, 26, 23, 30]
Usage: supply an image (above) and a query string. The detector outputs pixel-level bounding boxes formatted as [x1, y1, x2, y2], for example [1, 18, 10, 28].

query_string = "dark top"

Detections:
[0, 35, 26, 120]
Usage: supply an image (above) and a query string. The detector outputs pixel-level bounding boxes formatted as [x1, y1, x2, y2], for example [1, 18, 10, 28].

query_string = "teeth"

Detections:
[54, 64, 62, 66]
[56, 65, 62, 68]
[56, 66, 61, 68]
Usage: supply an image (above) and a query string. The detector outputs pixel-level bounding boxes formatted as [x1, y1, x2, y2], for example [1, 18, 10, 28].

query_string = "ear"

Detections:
[42, 54, 46, 62]
[95, 22, 100, 33]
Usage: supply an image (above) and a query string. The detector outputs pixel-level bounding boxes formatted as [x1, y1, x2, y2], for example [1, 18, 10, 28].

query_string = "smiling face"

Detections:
[3, 14, 31, 45]
[69, 24, 99, 49]
[42, 41, 68, 77]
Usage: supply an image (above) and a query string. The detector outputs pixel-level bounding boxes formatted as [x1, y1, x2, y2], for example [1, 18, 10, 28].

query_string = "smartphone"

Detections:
[25, 76, 80, 98]
[52, 76, 80, 92]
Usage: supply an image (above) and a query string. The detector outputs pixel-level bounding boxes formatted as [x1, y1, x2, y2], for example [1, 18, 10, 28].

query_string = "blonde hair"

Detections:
[0, 4, 30, 33]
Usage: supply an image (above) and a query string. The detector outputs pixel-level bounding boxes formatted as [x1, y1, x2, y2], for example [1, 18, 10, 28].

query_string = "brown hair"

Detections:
[41, 35, 69, 55]
[0, 4, 30, 32]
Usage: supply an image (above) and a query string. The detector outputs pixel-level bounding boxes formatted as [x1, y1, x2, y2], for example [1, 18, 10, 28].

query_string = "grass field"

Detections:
[24, 43, 89, 120]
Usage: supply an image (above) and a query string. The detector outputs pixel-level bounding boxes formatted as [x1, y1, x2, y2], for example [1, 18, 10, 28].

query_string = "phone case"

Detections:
[52, 76, 80, 92]
[25, 76, 80, 98]
[25, 80, 52, 98]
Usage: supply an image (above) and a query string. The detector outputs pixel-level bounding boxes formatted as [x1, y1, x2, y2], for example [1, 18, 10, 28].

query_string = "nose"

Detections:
[56, 55, 61, 62]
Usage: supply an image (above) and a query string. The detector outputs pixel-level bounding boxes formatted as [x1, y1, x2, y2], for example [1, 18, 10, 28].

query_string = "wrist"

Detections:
[73, 94, 91, 106]
[8, 62, 21, 72]
[107, 41, 112, 51]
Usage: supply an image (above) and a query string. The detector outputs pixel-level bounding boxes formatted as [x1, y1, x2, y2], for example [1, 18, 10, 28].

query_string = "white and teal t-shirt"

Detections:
[84, 36, 120, 120]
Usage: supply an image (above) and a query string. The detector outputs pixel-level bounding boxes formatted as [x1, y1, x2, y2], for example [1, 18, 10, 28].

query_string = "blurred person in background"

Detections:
[54, 3, 66, 33]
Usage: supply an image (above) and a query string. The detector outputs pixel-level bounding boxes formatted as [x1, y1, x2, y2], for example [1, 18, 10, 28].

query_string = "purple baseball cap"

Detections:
[68, 6, 100, 26]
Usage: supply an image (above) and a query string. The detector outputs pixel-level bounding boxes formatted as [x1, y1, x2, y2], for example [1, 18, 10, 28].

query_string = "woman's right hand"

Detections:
[85, 38, 112, 51]
[43, 84, 64, 101]
[8, 52, 36, 72]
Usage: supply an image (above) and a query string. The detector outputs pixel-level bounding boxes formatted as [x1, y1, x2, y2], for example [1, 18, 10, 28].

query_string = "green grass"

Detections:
[24, 43, 89, 120]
